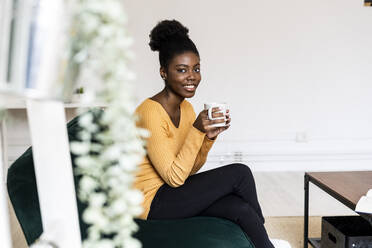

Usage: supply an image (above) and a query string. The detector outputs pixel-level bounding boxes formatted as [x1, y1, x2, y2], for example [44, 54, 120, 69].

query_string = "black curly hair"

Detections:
[149, 19, 199, 69]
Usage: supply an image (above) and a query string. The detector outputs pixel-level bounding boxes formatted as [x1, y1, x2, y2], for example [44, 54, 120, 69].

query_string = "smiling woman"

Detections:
[133, 20, 277, 248]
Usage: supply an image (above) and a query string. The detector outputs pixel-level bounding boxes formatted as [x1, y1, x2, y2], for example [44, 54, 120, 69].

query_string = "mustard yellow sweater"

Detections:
[134, 98, 215, 219]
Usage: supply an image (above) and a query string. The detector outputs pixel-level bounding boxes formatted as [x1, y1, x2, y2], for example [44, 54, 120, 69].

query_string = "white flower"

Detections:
[78, 112, 93, 126]
[95, 239, 115, 248]
[80, 176, 99, 193]
[69, 0, 146, 247]
[125, 190, 144, 206]
[89, 193, 106, 207]
[78, 130, 92, 141]
[84, 1, 103, 14]
[90, 143, 103, 152]
[108, 198, 128, 216]
[87, 226, 100, 241]
[98, 25, 117, 38]
[102, 146, 121, 161]
[119, 156, 141, 171]
[105, 176, 120, 189]
[70, 141, 90, 155]
[80, 13, 100, 34]
[123, 237, 142, 248]
[132, 206, 144, 216]
[83, 207, 108, 228]
[75, 156, 96, 169]
[118, 214, 133, 226]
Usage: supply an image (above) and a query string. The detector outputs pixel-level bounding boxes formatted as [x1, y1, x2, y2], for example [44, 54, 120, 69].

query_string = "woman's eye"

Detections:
[177, 69, 187, 73]
[195, 68, 200, 73]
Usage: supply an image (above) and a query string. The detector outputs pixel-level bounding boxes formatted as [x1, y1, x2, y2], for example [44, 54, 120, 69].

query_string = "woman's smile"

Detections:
[183, 84, 197, 92]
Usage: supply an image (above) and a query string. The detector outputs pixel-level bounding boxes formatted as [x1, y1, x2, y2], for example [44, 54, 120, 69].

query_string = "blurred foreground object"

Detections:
[0, 0, 75, 101]
[0, 0, 81, 247]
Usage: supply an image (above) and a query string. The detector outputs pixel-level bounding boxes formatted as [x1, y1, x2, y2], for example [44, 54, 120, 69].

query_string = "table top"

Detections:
[306, 171, 372, 210]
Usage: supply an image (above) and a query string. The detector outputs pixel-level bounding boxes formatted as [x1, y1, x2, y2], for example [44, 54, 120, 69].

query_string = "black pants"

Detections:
[148, 163, 274, 248]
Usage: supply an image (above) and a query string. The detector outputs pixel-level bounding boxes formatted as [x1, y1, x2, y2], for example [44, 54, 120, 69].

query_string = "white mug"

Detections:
[204, 102, 228, 127]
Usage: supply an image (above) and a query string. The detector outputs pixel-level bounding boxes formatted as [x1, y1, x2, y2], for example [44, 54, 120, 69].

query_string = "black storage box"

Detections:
[321, 216, 372, 248]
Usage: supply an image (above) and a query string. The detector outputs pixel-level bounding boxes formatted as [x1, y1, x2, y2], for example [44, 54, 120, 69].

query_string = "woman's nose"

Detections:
[187, 71, 196, 81]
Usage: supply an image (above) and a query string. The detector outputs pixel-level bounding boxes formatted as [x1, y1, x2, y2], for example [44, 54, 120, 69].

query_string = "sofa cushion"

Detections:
[135, 217, 254, 248]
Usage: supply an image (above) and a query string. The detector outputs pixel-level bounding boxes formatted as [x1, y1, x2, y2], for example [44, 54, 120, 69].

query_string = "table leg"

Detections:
[304, 174, 309, 248]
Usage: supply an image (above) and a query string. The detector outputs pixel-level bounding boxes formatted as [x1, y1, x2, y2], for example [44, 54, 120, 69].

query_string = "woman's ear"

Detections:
[160, 67, 167, 81]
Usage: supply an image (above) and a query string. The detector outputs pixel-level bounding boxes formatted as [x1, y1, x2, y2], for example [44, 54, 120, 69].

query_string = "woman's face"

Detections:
[161, 51, 201, 99]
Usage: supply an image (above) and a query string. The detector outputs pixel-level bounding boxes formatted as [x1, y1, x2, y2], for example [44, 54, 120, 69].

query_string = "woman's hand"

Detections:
[193, 108, 231, 139]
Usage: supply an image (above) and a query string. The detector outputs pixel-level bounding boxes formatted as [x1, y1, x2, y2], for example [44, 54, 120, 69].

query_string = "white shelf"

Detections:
[0, 97, 106, 109]
[64, 102, 107, 109]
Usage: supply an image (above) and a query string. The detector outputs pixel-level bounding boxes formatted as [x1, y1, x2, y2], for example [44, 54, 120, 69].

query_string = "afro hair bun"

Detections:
[149, 19, 190, 52]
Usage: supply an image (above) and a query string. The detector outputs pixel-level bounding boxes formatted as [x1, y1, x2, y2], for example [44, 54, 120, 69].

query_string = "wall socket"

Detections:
[233, 151, 243, 162]
[295, 132, 308, 143]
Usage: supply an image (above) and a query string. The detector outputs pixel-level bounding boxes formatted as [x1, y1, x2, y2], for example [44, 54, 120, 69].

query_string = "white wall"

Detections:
[123, 0, 372, 171]
[6, 1, 371, 172]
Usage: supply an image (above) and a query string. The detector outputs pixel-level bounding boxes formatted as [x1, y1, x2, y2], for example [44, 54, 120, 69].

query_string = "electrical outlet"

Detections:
[233, 151, 243, 162]
[295, 132, 308, 143]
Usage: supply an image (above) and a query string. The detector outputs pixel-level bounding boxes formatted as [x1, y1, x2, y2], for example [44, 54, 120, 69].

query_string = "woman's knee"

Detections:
[228, 163, 253, 177]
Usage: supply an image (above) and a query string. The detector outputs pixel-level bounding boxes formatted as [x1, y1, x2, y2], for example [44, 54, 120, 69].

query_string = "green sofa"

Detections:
[7, 113, 254, 248]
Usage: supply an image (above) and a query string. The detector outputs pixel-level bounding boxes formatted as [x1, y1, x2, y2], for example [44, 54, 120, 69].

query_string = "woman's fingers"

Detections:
[208, 116, 230, 125]
[206, 107, 220, 119]
[222, 124, 230, 130]
[205, 108, 231, 120]
[216, 125, 230, 133]
[211, 112, 224, 118]
[211, 108, 230, 119]
[205, 124, 230, 138]
[210, 108, 224, 118]
[206, 118, 225, 126]
[211, 107, 220, 113]
[205, 116, 231, 127]
[203, 108, 231, 138]
[225, 116, 231, 125]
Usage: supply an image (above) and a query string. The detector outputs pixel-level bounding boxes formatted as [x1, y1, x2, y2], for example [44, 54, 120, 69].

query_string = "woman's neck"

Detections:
[152, 87, 184, 113]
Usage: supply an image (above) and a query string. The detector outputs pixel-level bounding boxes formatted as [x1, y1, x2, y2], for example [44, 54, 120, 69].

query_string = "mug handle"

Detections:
[208, 107, 214, 120]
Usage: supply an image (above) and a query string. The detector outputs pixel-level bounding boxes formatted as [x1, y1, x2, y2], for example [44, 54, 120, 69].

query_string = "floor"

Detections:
[265, 216, 321, 248]
[8, 197, 27, 248]
[6, 171, 356, 247]
[253, 171, 354, 217]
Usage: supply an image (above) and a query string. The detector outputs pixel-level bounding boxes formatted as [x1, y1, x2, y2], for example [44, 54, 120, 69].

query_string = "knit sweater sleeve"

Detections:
[137, 103, 206, 187]
[185, 102, 215, 175]
[190, 136, 215, 175]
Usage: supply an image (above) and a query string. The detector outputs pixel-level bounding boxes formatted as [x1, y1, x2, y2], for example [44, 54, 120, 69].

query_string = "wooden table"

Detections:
[304, 171, 372, 248]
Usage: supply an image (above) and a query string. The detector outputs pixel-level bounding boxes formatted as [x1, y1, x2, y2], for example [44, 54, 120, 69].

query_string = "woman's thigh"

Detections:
[148, 163, 258, 219]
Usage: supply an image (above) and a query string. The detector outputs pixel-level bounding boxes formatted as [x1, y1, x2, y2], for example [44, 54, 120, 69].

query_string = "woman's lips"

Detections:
[183, 85, 196, 92]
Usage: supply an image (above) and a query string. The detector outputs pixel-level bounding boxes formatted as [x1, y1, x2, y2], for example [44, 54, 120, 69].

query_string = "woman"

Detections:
[134, 19, 275, 248]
